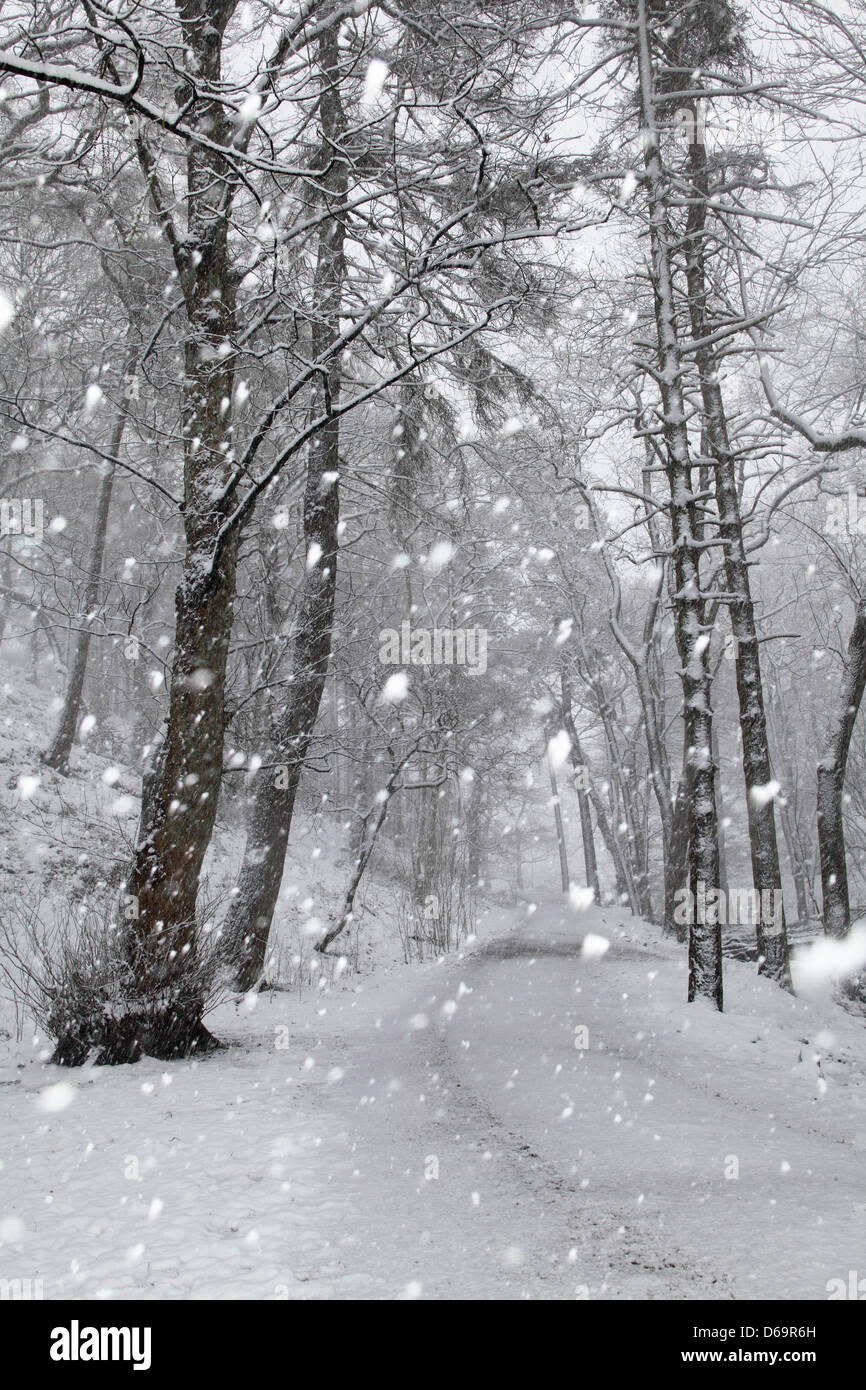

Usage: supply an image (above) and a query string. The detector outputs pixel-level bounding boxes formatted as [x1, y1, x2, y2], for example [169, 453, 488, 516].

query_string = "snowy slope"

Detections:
[0, 668, 407, 1044]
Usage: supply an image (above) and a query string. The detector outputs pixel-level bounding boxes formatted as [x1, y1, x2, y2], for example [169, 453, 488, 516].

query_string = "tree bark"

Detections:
[559, 681, 637, 911]
[222, 18, 346, 990]
[817, 598, 866, 937]
[683, 116, 791, 986]
[713, 722, 729, 905]
[562, 667, 601, 904]
[594, 678, 651, 914]
[636, 0, 722, 1006]
[576, 780, 601, 903]
[114, 0, 243, 1059]
[566, 495, 668, 909]
[780, 799, 811, 925]
[547, 752, 571, 892]
[666, 755, 690, 944]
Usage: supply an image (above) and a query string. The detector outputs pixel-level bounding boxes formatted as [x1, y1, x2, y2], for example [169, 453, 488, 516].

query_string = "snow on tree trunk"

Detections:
[117, 2, 243, 1060]
[665, 751, 690, 944]
[683, 127, 791, 987]
[636, 0, 722, 1007]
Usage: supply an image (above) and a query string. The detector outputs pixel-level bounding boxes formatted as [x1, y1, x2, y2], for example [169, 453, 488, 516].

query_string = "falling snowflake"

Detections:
[547, 729, 571, 771]
[750, 780, 781, 807]
[580, 933, 610, 960]
[362, 59, 389, 106]
[569, 884, 595, 912]
[381, 672, 409, 704]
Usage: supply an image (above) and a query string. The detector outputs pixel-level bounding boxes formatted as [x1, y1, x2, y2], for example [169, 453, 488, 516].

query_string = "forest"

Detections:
[1, 0, 866, 1308]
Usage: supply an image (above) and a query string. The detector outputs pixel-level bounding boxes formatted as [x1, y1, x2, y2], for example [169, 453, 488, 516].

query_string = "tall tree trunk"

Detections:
[780, 799, 811, 926]
[43, 362, 135, 772]
[222, 20, 346, 990]
[567, 500, 668, 907]
[637, 0, 722, 1006]
[576, 779, 601, 903]
[111, 1, 243, 1062]
[547, 751, 571, 892]
[561, 666, 601, 904]
[683, 119, 790, 987]
[767, 702, 820, 924]
[466, 782, 489, 888]
[559, 686, 637, 911]
[817, 598, 866, 938]
[666, 756, 690, 944]
[594, 683, 651, 913]
[712, 722, 729, 904]
[639, 423, 679, 924]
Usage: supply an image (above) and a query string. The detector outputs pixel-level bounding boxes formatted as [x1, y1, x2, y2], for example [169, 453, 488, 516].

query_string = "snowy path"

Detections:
[1, 899, 864, 1300]
[279, 901, 866, 1300]
[275, 909, 722, 1300]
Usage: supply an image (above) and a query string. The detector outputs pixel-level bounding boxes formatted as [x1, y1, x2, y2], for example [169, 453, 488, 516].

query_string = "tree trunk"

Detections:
[576, 782, 600, 903]
[547, 752, 571, 892]
[222, 20, 346, 990]
[560, 666, 600, 901]
[666, 761, 690, 943]
[684, 118, 790, 986]
[594, 684, 650, 913]
[43, 362, 135, 772]
[780, 802, 811, 925]
[560, 690, 637, 911]
[574, 765, 600, 905]
[104, 2, 243, 1062]
[817, 598, 866, 937]
[637, 0, 722, 1006]
[466, 782, 489, 889]
[712, 722, 729, 904]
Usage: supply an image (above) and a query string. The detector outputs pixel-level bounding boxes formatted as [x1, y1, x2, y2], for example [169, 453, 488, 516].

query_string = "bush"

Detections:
[0, 891, 229, 1064]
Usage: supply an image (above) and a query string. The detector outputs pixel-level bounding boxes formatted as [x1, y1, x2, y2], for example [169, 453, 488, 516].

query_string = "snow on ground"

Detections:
[0, 675, 141, 906]
[1, 897, 864, 1301]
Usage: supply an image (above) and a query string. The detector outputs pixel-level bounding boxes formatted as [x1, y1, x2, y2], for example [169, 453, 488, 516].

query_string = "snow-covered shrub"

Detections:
[0, 890, 229, 1063]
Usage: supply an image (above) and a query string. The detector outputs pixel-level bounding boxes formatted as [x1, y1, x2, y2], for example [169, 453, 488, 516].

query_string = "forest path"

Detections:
[279, 899, 865, 1299]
